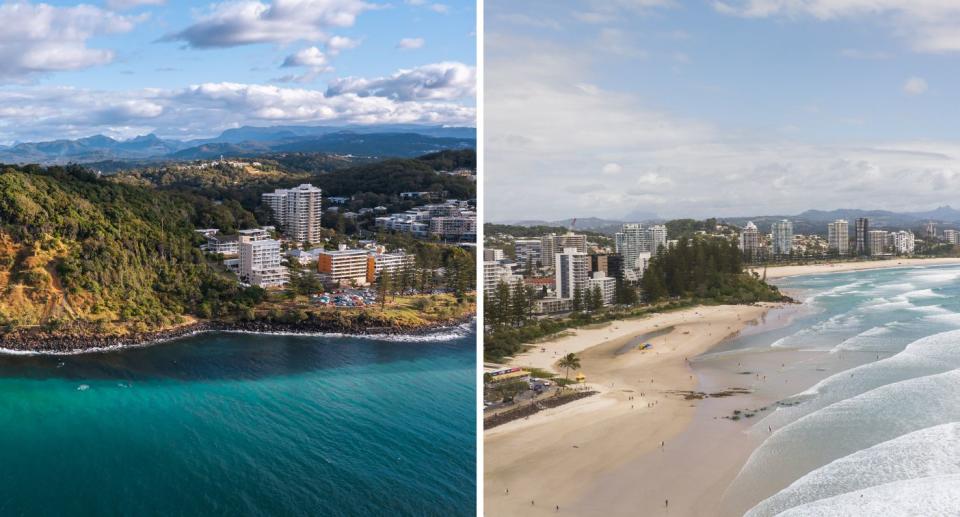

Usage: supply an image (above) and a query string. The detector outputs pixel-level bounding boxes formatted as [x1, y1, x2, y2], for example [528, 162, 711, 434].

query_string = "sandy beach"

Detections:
[484, 303, 780, 516]
[753, 257, 960, 280]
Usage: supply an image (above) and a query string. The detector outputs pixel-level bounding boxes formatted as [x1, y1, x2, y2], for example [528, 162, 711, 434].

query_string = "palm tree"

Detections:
[558, 353, 581, 383]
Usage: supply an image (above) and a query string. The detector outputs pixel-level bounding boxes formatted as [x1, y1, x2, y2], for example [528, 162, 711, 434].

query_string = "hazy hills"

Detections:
[0, 125, 476, 165]
[502, 207, 960, 236]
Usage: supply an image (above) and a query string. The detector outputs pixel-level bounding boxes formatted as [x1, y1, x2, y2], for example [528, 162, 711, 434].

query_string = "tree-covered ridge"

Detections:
[0, 164, 262, 334]
[109, 151, 476, 220]
[641, 236, 787, 304]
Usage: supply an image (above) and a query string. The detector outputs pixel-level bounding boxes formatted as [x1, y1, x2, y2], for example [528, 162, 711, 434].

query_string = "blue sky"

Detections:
[0, 0, 476, 143]
[486, 0, 960, 220]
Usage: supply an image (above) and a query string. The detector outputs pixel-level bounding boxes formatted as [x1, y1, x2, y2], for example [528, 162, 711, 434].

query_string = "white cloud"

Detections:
[602, 163, 623, 175]
[429, 4, 449, 14]
[397, 37, 425, 50]
[0, 2, 141, 81]
[0, 72, 475, 143]
[904, 76, 928, 95]
[282, 47, 329, 68]
[485, 28, 960, 221]
[715, 1, 960, 53]
[326, 35, 360, 54]
[163, 0, 372, 48]
[325, 62, 475, 101]
[106, 0, 165, 9]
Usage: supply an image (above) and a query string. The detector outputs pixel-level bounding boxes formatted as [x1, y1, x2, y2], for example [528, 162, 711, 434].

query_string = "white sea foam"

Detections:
[773, 474, 960, 517]
[759, 329, 960, 435]
[745, 423, 960, 516]
[729, 369, 960, 505]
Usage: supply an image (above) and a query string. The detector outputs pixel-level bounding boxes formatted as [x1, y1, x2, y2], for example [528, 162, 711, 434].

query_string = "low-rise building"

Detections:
[318, 245, 374, 286]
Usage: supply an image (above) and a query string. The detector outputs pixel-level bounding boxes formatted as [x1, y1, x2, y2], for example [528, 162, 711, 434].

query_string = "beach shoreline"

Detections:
[484, 302, 781, 515]
[753, 256, 960, 279]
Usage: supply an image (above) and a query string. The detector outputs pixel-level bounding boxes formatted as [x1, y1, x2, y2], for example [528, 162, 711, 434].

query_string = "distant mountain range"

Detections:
[0, 125, 476, 164]
[502, 207, 960, 236]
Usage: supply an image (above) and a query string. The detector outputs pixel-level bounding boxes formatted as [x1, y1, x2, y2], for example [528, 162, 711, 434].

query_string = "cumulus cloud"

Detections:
[0, 75, 475, 144]
[0, 2, 141, 81]
[326, 35, 360, 54]
[714, 1, 960, 53]
[282, 47, 329, 68]
[163, 0, 371, 48]
[325, 62, 475, 101]
[904, 76, 928, 95]
[397, 37, 425, 49]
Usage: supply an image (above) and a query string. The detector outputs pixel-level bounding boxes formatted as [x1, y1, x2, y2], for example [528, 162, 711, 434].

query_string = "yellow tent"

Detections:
[575, 372, 586, 383]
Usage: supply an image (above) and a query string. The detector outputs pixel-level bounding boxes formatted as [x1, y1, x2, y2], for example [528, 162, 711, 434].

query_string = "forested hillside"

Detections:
[0, 164, 263, 335]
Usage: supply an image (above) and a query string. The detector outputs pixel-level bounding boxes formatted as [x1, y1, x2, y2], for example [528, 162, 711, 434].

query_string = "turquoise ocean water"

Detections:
[0, 325, 476, 516]
[708, 265, 960, 515]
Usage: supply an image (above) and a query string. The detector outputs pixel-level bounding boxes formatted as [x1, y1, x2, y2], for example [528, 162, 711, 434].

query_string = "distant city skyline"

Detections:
[0, 0, 476, 144]
[486, 0, 960, 221]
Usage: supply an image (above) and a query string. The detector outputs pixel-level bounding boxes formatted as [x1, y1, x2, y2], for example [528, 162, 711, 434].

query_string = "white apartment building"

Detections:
[555, 247, 589, 300]
[892, 230, 916, 255]
[262, 184, 323, 244]
[739, 221, 761, 256]
[429, 215, 477, 241]
[483, 248, 505, 261]
[589, 271, 616, 306]
[372, 251, 415, 277]
[868, 230, 889, 256]
[483, 261, 520, 294]
[827, 219, 849, 256]
[944, 229, 960, 245]
[203, 234, 239, 255]
[239, 228, 289, 288]
[771, 220, 793, 256]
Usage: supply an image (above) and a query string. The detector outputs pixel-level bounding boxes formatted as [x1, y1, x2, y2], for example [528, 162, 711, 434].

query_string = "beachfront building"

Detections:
[371, 251, 415, 277]
[555, 247, 589, 300]
[590, 253, 627, 282]
[262, 184, 323, 244]
[533, 297, 574, 315]
[855, 218, 870, 256]
[868, 230, 889, 256]
[589, 271, 616, 306]
[739, 221, 761, 258]
[238, 229, 289, 288]
[891, 230, 916, 255]
[514, 239, 542, 269]
[944, 229, 960, 245]
[541, 233, 587, 271]
[771, 220, 793, 257]
[318, 245, 374, 286]
[827, 219, 849, 256]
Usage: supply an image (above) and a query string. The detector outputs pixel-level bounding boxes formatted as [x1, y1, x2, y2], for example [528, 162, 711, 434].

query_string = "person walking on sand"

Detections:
[556, 505, 560, 512]
[505, 488, 509, 495]
[665, 499, 669, 508]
